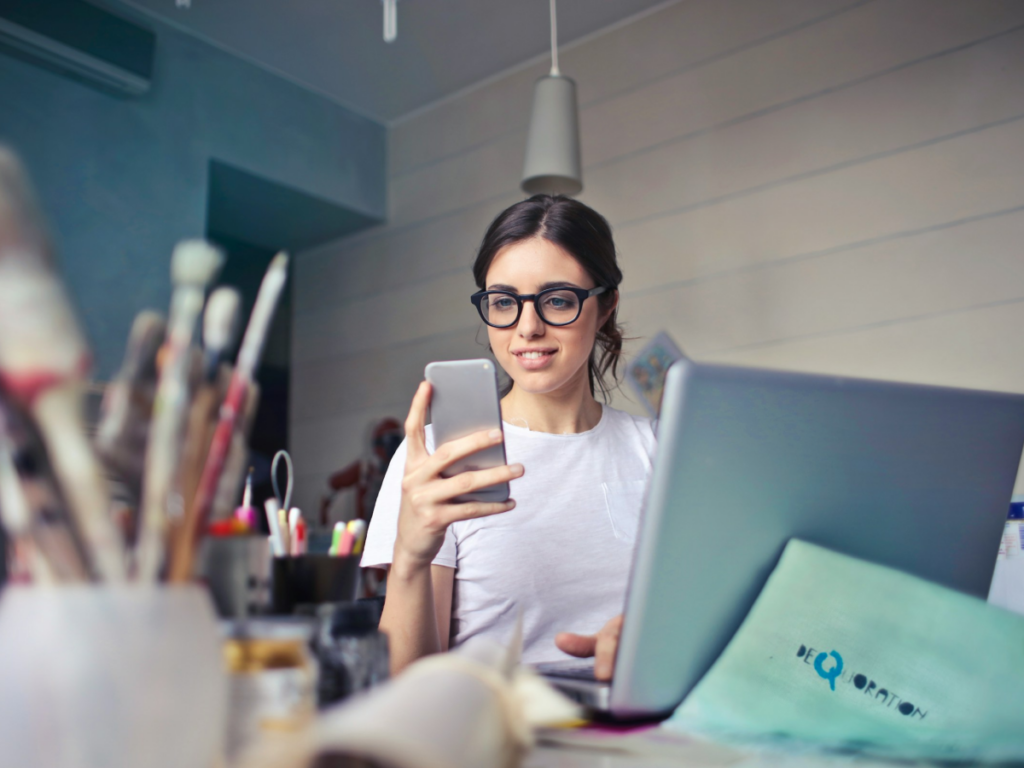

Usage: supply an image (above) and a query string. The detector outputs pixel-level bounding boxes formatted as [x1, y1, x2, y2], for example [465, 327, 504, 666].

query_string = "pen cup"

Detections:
[271, 554, 361, 614]
[0, 584, 226, 768]
[197, 534, 272, 618]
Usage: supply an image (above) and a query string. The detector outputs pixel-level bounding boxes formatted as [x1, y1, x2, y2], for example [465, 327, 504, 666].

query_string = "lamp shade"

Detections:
[521, 74, 582, 196]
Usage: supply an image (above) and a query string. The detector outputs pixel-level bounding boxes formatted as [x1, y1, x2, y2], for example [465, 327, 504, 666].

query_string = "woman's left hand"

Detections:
[554, 614, 624, 681]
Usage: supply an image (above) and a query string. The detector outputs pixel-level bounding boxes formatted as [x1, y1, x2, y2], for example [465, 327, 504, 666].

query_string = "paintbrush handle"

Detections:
[32, 386, 125, 581]
[165, 383, 222, 582]
[137, 288, 205, 582]
[0, 423, 89, 582]
[168, 374, 248, 582]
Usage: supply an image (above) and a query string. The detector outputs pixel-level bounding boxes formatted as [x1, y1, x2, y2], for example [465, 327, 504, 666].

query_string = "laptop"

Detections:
[539, 360, 1024, 718]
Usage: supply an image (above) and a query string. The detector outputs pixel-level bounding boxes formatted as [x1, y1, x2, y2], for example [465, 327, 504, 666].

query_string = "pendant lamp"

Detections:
[521, 0, 582, 196]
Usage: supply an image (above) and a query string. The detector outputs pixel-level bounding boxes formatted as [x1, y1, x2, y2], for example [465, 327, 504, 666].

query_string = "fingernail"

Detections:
[506, 500, 516, 509]
[489, 429, 502, 439]
[510, 463, 524, 476]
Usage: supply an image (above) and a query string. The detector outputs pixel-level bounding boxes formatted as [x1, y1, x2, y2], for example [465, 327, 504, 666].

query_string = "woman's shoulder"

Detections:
[600, 404, 657, 455]
[602, 403, 654, 432]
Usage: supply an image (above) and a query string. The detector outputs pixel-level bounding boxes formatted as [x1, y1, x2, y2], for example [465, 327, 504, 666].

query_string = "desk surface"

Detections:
[527, 743, 906, 768]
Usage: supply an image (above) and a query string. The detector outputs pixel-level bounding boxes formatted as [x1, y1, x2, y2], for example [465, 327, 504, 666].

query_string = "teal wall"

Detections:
[0, 7, 385, 377]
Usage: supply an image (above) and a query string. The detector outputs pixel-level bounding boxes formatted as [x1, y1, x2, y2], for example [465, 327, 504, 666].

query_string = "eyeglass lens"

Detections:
[483, 290, 582, 327]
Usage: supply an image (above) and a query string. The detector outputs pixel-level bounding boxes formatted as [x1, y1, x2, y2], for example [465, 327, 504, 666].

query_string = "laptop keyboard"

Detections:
[535, 661, 598, 681]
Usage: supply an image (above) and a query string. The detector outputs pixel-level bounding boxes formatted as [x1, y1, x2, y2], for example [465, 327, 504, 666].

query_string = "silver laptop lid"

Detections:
[610, 360, 1024, 717]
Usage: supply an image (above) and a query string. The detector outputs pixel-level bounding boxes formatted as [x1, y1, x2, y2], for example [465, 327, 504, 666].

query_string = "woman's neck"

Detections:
[500, 375, 603, 434]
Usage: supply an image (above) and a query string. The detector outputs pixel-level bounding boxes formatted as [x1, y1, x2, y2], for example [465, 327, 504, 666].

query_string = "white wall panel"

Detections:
[293, 271, 480, 365]
[622, 208, 1024, 356]
[708, 300, 1024, 395]
[291, 326, 486, 422]
[617, 118, 1024, 294]
[582, 1, 1024, 169]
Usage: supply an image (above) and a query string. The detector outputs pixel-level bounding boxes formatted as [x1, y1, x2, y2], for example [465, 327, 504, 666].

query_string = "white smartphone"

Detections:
[424, 359, 509, 503]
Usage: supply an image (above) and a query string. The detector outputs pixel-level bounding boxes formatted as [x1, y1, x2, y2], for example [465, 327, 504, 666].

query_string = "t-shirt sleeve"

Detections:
[359, 431, 458, 570]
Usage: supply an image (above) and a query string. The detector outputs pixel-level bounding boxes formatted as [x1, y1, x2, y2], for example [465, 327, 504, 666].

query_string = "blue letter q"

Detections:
[814, 650, 843, 691]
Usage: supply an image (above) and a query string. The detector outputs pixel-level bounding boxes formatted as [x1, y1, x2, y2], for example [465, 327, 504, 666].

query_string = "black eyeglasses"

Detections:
[470, 286, 607, 328]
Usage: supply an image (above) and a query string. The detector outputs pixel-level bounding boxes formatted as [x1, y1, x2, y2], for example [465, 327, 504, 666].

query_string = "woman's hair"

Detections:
[472, 194, 625, 400]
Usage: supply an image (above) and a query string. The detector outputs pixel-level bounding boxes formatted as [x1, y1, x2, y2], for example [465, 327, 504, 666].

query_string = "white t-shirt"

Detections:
[361, 405, 657, 664]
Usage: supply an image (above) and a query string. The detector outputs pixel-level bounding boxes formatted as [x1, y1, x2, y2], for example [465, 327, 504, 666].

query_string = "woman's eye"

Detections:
[543, 293, 576, 311]
[490, 297, 516, 310]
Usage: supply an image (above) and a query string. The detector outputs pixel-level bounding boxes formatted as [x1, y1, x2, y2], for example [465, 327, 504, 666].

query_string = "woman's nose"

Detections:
[517, 300, 545, 337]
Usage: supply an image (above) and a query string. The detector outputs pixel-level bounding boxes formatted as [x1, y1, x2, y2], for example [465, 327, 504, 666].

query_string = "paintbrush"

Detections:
[208, 379, 260, 522]
[178, 287, 240, 507]
[0, 148, 125, 581]
[183, 253, 288, 566]
[95, 311, 167, 507]
[0, 389, 91, 582]
[166, 288, 243, 582]
[136, 240, 223, 582]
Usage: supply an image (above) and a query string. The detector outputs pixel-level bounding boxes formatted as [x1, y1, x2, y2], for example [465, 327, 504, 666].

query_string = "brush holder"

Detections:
[0, 585, 226, 768]
[197, 534, 272, 618]
[271, 554, 361, 614]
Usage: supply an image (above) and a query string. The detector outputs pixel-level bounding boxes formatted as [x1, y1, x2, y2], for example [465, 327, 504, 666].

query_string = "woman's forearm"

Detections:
[379, 556, 441, 675]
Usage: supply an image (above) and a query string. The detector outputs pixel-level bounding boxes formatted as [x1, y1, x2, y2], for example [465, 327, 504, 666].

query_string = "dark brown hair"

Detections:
[473, 194, 624, 400]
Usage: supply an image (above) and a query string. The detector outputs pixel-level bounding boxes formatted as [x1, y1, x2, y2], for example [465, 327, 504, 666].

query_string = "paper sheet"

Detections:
[665, 540, 1024, 762]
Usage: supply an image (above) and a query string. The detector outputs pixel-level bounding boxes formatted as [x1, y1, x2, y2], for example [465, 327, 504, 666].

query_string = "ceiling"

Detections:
[111, 0, 671, 122]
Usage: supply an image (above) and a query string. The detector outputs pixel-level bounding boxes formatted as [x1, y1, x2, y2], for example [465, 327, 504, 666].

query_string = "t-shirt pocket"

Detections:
[601, 480, 647, 546]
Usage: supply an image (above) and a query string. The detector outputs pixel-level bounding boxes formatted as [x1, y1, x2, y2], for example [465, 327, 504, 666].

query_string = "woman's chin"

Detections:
[505, 367, 588, 398]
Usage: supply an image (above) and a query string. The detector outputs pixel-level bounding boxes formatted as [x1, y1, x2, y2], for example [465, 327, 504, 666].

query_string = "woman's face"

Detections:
[484, 236, 611, 398]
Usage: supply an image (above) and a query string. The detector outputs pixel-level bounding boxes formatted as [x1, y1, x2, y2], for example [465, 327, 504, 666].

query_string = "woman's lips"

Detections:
[512, 349, 556, 371]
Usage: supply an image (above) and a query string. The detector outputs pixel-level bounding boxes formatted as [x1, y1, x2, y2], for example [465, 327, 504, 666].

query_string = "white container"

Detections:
[0, 585, 226, 768]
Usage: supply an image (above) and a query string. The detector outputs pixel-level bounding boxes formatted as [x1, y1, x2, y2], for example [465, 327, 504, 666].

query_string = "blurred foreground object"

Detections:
[240, 631, 580, 768]
[224, 617, 318, 762]
[95, 311, 167, 514]
[0, 147, 123, 581]
[315, 601, 389, 707]
[0, 584, 226, 768]
[0, 390, 91, 582]
[136, 240, 223, 581]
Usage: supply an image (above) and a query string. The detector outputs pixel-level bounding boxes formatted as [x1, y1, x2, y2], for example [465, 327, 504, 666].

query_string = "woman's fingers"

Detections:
[554, 615, 624, 681]
[436, 498, 516, 526]
[425, 428, 505, 476]
[593, 616, 624, 681]
[554, 632, 597, 658]
[403, 381, 432, 463]
[417, 463, 523, 505]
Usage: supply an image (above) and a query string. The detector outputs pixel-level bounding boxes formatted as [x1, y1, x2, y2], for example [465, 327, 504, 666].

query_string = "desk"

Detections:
[528, 747, 685, 767]
[527, 742, 910, 767]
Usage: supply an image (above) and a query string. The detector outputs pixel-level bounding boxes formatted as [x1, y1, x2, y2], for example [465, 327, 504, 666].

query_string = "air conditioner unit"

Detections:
[0, 0, 155, 96]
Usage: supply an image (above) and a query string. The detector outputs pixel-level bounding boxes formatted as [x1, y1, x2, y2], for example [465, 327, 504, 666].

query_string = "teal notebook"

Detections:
[666, 539, 1024, 761]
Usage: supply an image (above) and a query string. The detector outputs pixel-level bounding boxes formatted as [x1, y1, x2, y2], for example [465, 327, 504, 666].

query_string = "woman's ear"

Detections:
[600, 289, 619, 326]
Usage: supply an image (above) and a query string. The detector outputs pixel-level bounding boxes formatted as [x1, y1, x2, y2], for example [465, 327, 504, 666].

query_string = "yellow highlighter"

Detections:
[347, 519, 368, 557]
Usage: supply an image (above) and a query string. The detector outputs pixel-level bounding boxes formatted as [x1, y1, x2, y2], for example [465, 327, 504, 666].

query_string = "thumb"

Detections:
[555, 631, 597, 658]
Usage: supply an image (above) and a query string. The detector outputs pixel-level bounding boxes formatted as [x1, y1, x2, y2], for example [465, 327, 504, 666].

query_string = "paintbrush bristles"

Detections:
[203, 287, 240, 355]
[171, 240, 223, 288]
[0, 148, 49, 258]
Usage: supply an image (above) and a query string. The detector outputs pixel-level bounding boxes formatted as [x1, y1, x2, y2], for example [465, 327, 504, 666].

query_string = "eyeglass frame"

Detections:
[470, 285, 608, 328]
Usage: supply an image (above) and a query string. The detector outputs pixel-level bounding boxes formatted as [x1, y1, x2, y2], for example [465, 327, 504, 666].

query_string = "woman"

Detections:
[361, 195, 656, 677]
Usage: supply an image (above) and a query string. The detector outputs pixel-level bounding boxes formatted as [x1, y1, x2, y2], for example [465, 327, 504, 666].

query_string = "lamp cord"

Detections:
[549, 0, 560, 76]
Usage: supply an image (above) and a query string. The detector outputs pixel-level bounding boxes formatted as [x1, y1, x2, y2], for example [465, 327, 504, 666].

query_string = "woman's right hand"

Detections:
[393, 380, 523, 571]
